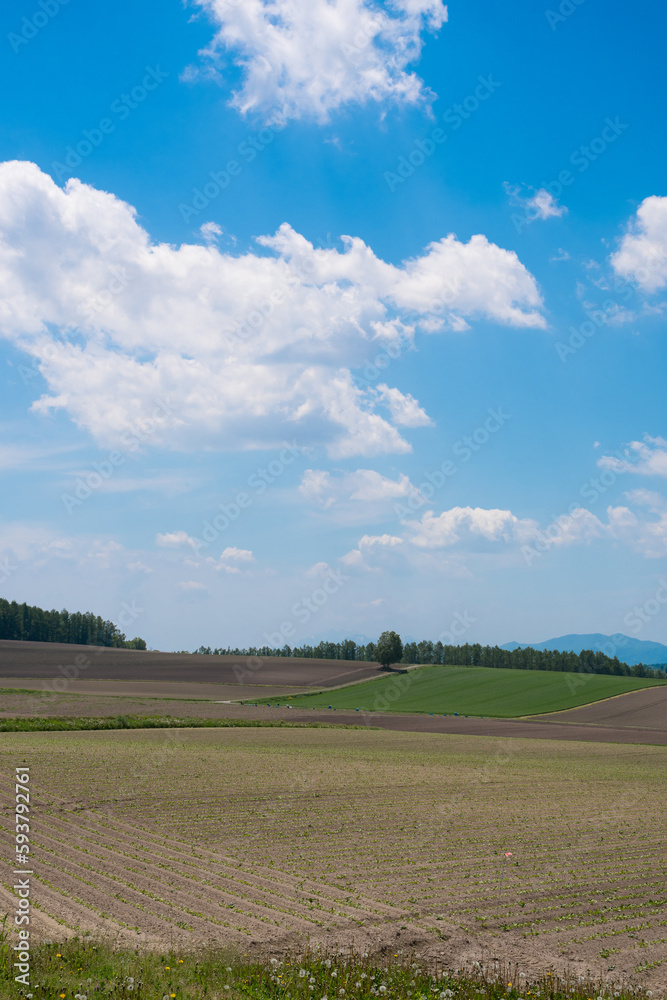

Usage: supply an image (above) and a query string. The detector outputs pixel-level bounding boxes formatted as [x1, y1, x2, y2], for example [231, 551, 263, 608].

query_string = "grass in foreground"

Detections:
[0, 939, 655, 1000]
[0, 716, 374, 733]
[260, 665, 666, 717]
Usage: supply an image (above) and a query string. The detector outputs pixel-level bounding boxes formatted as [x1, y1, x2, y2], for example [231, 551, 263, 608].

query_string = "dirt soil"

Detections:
[0, 727, 665, 991]
[0, 677, 315, 700]
[0, 640, 383, 686]
[532, 685, 667, 730]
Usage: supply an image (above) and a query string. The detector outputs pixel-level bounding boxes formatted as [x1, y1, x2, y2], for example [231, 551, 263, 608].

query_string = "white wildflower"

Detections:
[300, 970, 307, 978]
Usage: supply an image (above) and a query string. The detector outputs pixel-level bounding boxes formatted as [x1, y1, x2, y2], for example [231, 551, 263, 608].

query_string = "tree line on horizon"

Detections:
[194, 636, 667, 679]
[0, 599, 147, 649]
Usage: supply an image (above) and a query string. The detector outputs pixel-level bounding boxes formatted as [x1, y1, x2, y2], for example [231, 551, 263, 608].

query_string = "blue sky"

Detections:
[1, 0, 667, 651]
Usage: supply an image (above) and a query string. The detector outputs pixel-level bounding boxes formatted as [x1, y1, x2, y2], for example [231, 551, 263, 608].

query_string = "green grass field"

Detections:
[256, 664, 667, 717]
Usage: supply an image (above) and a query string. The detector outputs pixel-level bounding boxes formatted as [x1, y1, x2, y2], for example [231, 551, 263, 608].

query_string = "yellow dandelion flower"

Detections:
[179, 959, 184, 964]
[165, 966, 171, 970]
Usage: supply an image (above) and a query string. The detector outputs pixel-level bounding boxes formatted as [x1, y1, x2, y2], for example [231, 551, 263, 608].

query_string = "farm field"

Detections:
[0, 727, 666, 990]
[533, 686, 667, 729]
[264, 664, 667, 717]
[0, 676, 315, 701]
[0, 639, 382, 688]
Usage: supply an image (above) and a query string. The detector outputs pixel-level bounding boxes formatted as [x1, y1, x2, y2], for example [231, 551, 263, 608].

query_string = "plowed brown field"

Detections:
[0, 640, 382, 688]
[532, 686, 667, 730]
[0, 727, 666, 990]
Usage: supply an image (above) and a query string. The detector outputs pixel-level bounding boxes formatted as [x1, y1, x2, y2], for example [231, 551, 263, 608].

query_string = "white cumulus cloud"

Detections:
[375, 383, 433, 427]
[611, 196, 667, 292]
[341, 532, 404, 566]
[0, 162, 545, 458]
[299, 468, 416, 508]
[187, 0, 448, 123]
[407, 506, 541, 549]
[599, 435, 667, 478]
[156, 530, 199, 548]
[218, 546, 255, 573]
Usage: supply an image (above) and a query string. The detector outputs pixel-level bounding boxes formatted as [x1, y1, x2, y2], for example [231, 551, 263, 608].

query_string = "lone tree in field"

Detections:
[374, 631, 403, 668]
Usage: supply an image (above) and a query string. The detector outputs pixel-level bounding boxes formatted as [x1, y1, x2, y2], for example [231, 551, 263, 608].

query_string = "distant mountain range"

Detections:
[501, 633, 667, 667]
